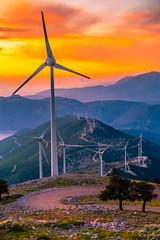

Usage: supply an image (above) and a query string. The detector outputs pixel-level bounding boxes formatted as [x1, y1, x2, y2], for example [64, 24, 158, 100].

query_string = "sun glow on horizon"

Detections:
[0, 0, 160, 95]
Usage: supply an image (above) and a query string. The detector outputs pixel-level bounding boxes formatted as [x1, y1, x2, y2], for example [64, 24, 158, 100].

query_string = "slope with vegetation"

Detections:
[0, 174, 160, 240]
[0, 116, 160, 185]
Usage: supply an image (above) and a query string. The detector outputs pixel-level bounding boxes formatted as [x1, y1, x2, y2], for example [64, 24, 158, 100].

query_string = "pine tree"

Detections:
[130, 181, 158, 213]
[0, 179, 9, 200]
[99, 169, 131, 210]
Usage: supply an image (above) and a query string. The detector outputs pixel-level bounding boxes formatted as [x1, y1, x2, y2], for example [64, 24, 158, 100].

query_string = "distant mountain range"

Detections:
[0, 116, 160, 184]
[1, 95, 160, 143]
[25, 71, 160, 103]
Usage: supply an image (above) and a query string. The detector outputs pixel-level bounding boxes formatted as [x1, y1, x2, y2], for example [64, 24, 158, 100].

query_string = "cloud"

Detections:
[121, 7, 160, 35]
[0, 27, 29, 32]
[0, 1, 100, 38]
[0, 36, 11, 39]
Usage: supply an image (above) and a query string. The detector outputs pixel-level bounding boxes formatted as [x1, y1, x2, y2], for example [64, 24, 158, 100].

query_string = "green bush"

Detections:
[36, 232, 51, 240]
[139, 224, 160, 240]
[54, 219, 84, 229]
[0, 221, 25, 232]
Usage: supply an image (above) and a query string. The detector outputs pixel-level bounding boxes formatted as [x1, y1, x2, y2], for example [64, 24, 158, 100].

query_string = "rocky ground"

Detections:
[0, 175, 160, 239]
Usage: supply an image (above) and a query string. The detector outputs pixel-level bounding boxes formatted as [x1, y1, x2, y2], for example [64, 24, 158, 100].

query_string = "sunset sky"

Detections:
[0, 0, 160, 95]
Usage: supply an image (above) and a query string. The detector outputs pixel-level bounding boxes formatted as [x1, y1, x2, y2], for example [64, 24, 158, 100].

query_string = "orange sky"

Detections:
[0, 0, 160, 95]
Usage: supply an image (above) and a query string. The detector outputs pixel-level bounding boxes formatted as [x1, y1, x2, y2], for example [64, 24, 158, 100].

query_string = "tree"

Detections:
[99, 169, 131, 210]
[130, 181, 158, 213]
[153, 178, 160, 184]
[0, 179, 9, 200]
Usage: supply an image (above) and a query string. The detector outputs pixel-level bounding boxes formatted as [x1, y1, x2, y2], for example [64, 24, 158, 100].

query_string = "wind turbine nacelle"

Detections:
[45, 57, 56, 66]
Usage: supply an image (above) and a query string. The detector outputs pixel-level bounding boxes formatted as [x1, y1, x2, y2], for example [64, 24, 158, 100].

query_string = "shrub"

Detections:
[36, 232, 51, 240]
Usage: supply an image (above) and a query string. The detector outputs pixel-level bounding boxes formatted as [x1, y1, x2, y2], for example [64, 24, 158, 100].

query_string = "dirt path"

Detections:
[17, 186, 160, 212]
[27, 186, 105, 209]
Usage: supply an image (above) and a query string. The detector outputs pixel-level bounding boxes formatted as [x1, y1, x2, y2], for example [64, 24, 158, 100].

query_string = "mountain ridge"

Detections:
[25, 71, 160, 103]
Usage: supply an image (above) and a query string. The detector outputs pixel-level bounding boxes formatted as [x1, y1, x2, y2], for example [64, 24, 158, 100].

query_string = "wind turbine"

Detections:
[132, 132, 145, 165]
[57, 130, 84, 174]
[87, 143, 112, 176]
[117, 140, 129, 171]
[12, 11, 90, 177]
[15, 126, 49, 178]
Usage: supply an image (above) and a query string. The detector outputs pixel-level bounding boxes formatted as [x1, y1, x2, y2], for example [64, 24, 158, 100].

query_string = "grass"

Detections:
[8, 174, 108, 196]
[1, 194, 23, 205]
[77, 195, 160, 207]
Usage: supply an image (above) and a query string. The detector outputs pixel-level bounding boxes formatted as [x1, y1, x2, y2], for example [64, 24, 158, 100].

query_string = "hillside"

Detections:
[0, 116, 160, 184]
[25, 71, 160, 103]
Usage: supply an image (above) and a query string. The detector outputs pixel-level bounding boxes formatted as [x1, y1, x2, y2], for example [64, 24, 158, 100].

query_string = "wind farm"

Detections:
[0, 1, 160, 239]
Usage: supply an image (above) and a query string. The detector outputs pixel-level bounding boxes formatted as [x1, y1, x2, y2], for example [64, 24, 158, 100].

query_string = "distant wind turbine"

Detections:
[12, 11, 90, 176]
[16, 126, 49, 178]
[132, 132, 145, 165]
[116, 139, 130, 171]
[87, 143, 112, 176]
[57, 130, 84, 174]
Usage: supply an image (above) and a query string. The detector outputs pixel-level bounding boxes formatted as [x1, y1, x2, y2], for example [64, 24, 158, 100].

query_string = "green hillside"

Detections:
[0, 116, 160, 184]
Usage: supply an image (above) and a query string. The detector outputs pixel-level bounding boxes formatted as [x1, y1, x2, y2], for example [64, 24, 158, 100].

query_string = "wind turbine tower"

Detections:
[124, 143, 127, 171]
[12, 12, 90, 176]
[117, 140, 129, 171]
[140, 133, 143, 157]
[137, 133, 143, 165]
[57, 130, 84, 174]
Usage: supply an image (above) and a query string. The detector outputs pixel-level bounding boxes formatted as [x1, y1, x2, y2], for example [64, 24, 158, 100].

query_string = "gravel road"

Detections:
[13, 186, 160, 212]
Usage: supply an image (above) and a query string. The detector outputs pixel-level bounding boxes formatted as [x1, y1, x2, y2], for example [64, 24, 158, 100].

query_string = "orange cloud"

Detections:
[0, 1, 99, 38]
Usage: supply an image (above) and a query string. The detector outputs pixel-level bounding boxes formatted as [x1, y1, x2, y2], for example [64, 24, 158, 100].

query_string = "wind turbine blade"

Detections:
[14, 135, 35, 140]
[41, 11, 53, 58]
[132, 136, 140, 141]
[42, 139, 49, 148]
[129, 145, 138, 149]
[41, 144, 49, 165]
[66, 145, 84, 148]
[101, 143, 113, 154]
[126, 152, 130, 159]
[41, 125, 50, 138]
[86, 148, 98, 153]
[57, 129, 64, 144]
[57, 147, 62, 154]
[116, 148, 124, 151]
[12, 63, 46, 95]
[125, 139, 130, 147]
[54, 63, 90, 79]
[84, 145, 98, 147]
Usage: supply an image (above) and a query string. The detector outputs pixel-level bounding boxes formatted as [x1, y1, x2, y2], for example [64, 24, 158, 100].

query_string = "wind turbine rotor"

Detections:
[12, 63, 46, 95]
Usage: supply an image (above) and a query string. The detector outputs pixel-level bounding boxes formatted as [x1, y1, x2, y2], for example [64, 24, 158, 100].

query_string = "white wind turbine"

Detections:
[57, 130, 84, 174]
[116, 140, 129, 171]
[16, 126, 49, 178]
[12, 11, 90, 177]
[87, 143, 112, 176]
[132, 132, 144, 165]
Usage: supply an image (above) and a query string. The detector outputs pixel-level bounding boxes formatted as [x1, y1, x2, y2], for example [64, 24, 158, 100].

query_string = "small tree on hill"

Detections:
[99, 169, 131, 210]
[0, 179, 9, 200]
[130, 181, 158, 213]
